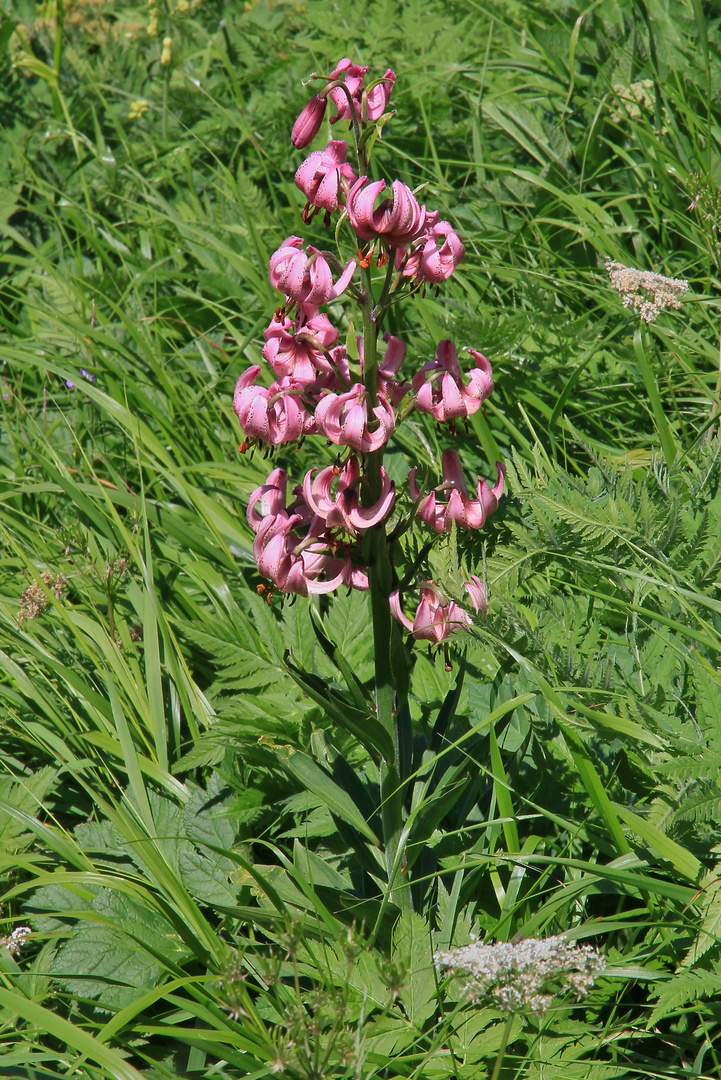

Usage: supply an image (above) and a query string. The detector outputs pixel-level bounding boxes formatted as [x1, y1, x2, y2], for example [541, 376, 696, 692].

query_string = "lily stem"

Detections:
[361, 265, 411, 912]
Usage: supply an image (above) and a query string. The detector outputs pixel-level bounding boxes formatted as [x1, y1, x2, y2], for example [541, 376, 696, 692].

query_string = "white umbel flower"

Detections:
[435, 934, 605, 1015]
[606, 259, 688, 323]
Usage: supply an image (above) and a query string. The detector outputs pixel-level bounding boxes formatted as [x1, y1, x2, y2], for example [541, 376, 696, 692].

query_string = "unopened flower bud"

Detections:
[161, 37, 173, 65]
[291, 94, 327, 149]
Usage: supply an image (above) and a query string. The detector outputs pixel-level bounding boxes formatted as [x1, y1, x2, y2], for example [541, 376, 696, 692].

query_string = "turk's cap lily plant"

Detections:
[235, 56, 505, 668]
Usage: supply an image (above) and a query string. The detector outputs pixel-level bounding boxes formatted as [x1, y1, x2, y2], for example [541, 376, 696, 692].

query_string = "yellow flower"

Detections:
[128, 99, 149, 120]
[161, 36, 173, 64]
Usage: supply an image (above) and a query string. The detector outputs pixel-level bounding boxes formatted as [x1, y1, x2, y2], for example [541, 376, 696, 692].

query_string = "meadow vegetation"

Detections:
[1, 0, 721, 1077]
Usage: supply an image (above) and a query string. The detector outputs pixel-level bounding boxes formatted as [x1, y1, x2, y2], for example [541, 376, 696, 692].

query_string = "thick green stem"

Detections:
[360, 265, 411, 911]
[490, 1014, 514, 1080]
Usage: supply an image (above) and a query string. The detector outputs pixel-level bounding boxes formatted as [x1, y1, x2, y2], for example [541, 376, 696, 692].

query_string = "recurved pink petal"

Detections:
[441, 450, 468, 493]
[365, 69, 396, 120]
[247, 468, 288, 532]
[347, 469, 395, 528]
[389, 588, 414, 633]
[347, 566, 369, 591]
[305, 562, 350, 594]
[435, 372, 467, 420]
[329, 257, 357, 299]
[464, 575, 487, 615]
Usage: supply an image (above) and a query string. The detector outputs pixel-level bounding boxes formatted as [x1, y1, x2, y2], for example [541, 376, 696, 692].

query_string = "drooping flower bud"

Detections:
[291, 94, 327, 149]
[409, 451, 505, 533]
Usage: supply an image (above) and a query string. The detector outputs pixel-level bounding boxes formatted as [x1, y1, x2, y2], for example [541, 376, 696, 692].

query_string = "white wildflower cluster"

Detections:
[0, 926, 32, 955]
[609, 80, 668, 132]
[610, 79, 654, 124]
[435, 935, 605, 1015]
[606, 259, 689, 323]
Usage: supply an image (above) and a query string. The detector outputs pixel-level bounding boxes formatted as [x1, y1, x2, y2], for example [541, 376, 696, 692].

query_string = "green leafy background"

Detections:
[1, 0, 721, 1077]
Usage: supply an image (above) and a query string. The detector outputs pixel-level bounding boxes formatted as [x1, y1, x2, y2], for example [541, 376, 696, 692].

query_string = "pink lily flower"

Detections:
[247, 468, 313, 534]
[364, 69, 396, 121]
[409, 450, 505, 533]
[291, 94, 327, 149]
[378, 332, 410, 405]
[328, 58, 367, 119]
[357, 332, 410, 406]
[262, 306, 339, 383]
[247, 467, 290, 533]
[347, 177, 426, 248]
[327, 59, 396, 123]
[397, 216, 465, 284]
[269, 236, 356, 306]
[412, 340, 494, 423]
[295, 140, 357, 223]
[233, 366, 316, 446]
[302, 455, 395, 532]
[389, 576, 487, 643]
[315, 384, 395, 452]
[253, 513, 364, 596]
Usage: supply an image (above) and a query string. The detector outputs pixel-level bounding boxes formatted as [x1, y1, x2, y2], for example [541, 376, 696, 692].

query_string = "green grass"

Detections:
[2, 0, 721, 1077]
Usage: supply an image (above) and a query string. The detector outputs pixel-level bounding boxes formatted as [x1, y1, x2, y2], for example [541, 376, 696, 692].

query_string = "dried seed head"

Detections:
[17, 573, 68, 623]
